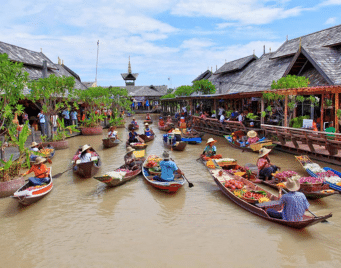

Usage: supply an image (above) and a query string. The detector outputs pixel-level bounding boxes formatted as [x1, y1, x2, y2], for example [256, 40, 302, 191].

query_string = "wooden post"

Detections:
[335, 92, 339, 132]
[261, 98, 264, 125]
[284, 95, 288, 127]
[214, 99, 217, 118]
[321, 94, 324, 131]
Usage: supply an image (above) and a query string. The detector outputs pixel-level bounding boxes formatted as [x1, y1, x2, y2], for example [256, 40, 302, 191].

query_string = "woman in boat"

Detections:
[202, 138, 217, 157]
[153, 151, 183, 182]
[257, 148, 279, 181]
[29, 142, 40, 161]
[144, 123, 153, 137]
[76, 144, 94, 163]
[108, 126, 118, 139]
[172, 128, 182, 142]
[247, 130, 259, 144]
[166, 115, 172, 124]
[266, 178, 310, 221]
[159, 117, 165, 126]
[146, 113, 151, 120]
[131, 118, 138, 127]
[21, 156, 49, 186]
[124, 147, 138, 170]
[128, 127, 143, 144]
[167, 124, 175, 134]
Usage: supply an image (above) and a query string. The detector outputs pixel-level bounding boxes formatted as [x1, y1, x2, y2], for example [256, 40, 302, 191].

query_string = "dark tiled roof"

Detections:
[271, 24, 341, 59]
[121, 85, 168, 97]
[121, 73, 139, 80]
[192, 70, 212, 82]
[214, 55, 258, 75]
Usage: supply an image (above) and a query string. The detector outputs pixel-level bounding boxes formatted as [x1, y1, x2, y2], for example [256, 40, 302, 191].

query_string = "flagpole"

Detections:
[95, 40, 99, 86]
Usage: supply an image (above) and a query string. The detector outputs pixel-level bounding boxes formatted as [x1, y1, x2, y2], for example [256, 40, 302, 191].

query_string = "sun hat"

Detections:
[206, 138, 217, 144]
[126, 146, 135, 154]
[247, 130, 257, 138]
[30, 142, 39, 148]
[258, 147, 271, 158]
[81, 144, 92, 153]
[144, 123, 149, 126]
[35, 156, 46, 164]
[284, 177, 300, 192]
[173, 128, 181, 134]
[162, 151, 170, 160]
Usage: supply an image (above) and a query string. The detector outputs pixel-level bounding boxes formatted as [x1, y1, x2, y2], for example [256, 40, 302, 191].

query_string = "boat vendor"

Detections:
[166, 115, 172, 124]
[131, 118, 138, 127]
[257, 148, 280, 181]
[124, 146, 139, 170]
[172, 128, 182, 142]
[108, 126, 118, 139]
[29, 142, 40, 161]
[202, 138, 217, 157]
[146, 113, 151, 120]
[153, 151, 184, 182]
[73, 144, 96, 164]
[247, 130, 259, 144]
[159, 117, 165, 126]
[167, 124, 175, 134]
[144, 123, 153, 137]
[266, 178, 310, 221]
[128, 127, 144, 144]
[21, 157, 49, 186]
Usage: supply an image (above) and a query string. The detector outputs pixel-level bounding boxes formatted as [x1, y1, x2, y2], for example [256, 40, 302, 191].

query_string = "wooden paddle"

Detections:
[53, 166, 73, 178]
[170, 157, 193, 188]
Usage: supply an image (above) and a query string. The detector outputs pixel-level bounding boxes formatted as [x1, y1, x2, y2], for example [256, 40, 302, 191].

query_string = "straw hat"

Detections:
[144, 123, 149, 126]
[81, 144, 92, 153]
[35, 156, 46, 165]
[284, 178, 300, 192]
[173, 128, 181, 134]
[206, 138, 217, 144]
[258, 147, 271, 158]
[126, 146, 135, 154]
[247, 130, 257, 138]
[162, 151, 170, 160]
[30, 142, 39, 148]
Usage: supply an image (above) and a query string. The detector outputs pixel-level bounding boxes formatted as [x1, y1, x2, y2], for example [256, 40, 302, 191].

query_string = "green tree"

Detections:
[174, 85, 193, 96]
[192, 80, 216, 95]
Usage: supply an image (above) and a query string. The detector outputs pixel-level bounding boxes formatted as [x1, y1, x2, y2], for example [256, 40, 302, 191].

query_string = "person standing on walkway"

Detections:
[37, 110, 46, 136]
[62, 109, 70, 127]
[70, 109, 78, 127]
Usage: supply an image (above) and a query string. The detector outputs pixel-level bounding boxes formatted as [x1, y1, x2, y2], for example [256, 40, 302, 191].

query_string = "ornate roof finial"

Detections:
[128, 56, 132, 74]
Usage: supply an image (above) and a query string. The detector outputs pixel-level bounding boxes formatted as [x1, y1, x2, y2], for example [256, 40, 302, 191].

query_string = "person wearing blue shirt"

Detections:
[62, 109, 70, 126]
[153, 151, 183, 182]
[202, 138, 217, 157]
[267, 178, 310, 221]
[144, 123, 152, 137]
[37, 110, 46, 136]
[70, 109, 78, 127]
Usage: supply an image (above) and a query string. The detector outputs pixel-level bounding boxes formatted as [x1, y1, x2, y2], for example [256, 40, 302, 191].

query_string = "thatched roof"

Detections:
[192, 70, 212, 82]
[214, 55, 258, 75]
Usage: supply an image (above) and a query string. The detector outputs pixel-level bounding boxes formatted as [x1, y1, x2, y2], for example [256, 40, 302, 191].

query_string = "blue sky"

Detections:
[1, 0, 341, 89]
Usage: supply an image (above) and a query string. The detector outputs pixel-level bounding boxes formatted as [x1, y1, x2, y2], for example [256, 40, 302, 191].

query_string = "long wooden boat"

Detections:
[224, 134, 275, 153]
[162, 137, 187, 151]
[144, 119, 153, 124]
[12, 168, 53, 205]
[139, 134, 155, 143]
[295, 155, 341, 192]
[126, 140, 148, 149]
[142, 158, 185, 193]
[181, 137, 201, 144]
[158, 122, 172, 131]
[73, 149, 102, 178]
[200, 158, 332, 228]
[102, 138, 120, 148]
[182, 130, 205, 139]
[94, 161, 144, 187]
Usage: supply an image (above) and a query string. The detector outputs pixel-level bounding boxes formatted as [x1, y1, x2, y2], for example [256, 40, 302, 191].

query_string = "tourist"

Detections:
[70, 109, 78, 127]
[219, 113, 225, 123]
[51, 113, 58, 135]
[266, 178, 310, 221]
[247, 130, 259, 144]
[153, 151, 183, 182]
[21, 156, 50, 186]
[108, 126, 117, 139]
[37, 110, 46, 136]
[257, 148, 279, 181]
[237, 111, 244, 123]
[218, 106, 225, 117]
[124, 146, 138, 170]
[22, 112, 28, 125]
[62, 108, 70, 127]
[202, 138, 217, 157]
[144, 123, 152, 137]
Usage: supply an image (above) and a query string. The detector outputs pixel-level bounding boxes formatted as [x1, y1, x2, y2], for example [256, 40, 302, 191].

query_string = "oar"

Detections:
[53, 166, 73, 178]
[170, 158, 193, 188]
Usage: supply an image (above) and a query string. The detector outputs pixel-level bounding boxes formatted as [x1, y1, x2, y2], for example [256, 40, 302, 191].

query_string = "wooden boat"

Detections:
[295, 155, 341, 192]
[142, 158, 185, 193]
[12, 168, 53, 205]
[203, 163, 332, 229]
[144, 119, 153, 124]
[128, 123, 139, 130]
[224, 134, 276, 152]
[73, 149, 102, 178]
[182, 130, 205, 139]
[94, 161, 144, 187]
[139, 133, 155, 143]
[126, 141, 148, 149]
[158, 122, 172, 131]
[163, 134, 187, 151]
[181, 137, 201, 144]
[102, 138, 120, 148]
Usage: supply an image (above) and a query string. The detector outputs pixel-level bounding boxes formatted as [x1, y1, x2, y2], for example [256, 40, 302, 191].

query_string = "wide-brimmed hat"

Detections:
[247, 130, 257, 138]
[35, 156, 46, 164]
[206, 138, 217, 144]
[284, 178, 300, 191]
[81, 144, 92, 153]
[126, 146, 135, 154]
[30, 142, 39, 148]
[162, 151, 170, 160]
[173, 128, 181, 134]
[144, 123, 149, 126]
[258, 148, 271, 158]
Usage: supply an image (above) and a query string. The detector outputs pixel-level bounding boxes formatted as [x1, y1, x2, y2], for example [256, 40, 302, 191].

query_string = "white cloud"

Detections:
[325, 17, 337, 25]
[180, 38, 215, 49]
[320, 0, 341, 5]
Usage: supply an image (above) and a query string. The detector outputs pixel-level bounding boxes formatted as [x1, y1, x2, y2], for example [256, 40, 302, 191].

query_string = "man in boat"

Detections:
[21, 156, 50, 186]
[257, 148, 279, 181]
[247, 130, 259, 144]
[108, 126, 118, 139]
[266, 178, 310, 221]
[124, 147, 138, 170]
[146, 113, 151, 120]
[144, 123, 153, 137]
[131, 118, 138, 127]
[153, 151, 183, 182]
[128, 127, 144, 144]
[202, 138, 217, 158]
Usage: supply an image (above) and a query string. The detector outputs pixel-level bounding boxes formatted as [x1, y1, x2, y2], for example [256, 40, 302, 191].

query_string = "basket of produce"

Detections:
[216, 158, 237, 167]
[224, 179, 244, 191]
[148, 166, 161, 175]
[39, 148, 54, 157]
[273, 170, 298, 182]
[298, 177, 325, 191]
[130, 142, 147, 149]
[242, 190, 267, 204]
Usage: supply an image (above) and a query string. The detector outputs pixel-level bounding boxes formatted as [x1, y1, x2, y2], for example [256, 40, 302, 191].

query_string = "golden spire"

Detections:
[128, 56, 132, 74]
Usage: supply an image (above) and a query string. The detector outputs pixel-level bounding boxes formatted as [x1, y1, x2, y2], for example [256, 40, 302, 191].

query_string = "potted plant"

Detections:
[324, 98, 333, 108]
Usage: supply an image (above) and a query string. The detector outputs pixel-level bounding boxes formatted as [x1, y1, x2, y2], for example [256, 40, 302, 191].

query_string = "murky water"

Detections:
[1, 114, 341, 268]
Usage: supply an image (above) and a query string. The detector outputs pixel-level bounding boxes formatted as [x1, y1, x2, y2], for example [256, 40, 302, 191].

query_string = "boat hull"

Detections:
[94, 167, 142, 187]
[102, 138, 120, 148]
[163, 140, 187, 151]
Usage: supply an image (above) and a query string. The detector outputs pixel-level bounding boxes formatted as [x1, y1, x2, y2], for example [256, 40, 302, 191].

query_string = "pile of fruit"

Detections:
[145, 155, 162, 168]
[224, 179, 244, 190]
[39, 148, 54, 157]
[273, 170, 298, 181]
[242, 190, 267, 201]
[298, 177, 325, 185]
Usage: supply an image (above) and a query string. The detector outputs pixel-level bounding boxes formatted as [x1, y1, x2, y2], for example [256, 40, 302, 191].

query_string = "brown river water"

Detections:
[1, 114, 341, 268]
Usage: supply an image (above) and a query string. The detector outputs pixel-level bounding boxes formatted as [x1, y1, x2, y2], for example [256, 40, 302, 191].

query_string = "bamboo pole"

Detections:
[335, 92, 339, 132]
[284, 95, 288, 127]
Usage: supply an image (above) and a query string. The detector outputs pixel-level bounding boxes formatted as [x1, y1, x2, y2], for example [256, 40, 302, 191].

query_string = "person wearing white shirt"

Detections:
[218, 107, 225, 116]
[220, 114, 225, 123]
[238, 112, 244, 122]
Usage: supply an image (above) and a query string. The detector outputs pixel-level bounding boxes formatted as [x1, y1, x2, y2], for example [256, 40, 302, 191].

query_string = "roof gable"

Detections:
[192, 70, 212, 82]
[214, 55, 257, 75]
